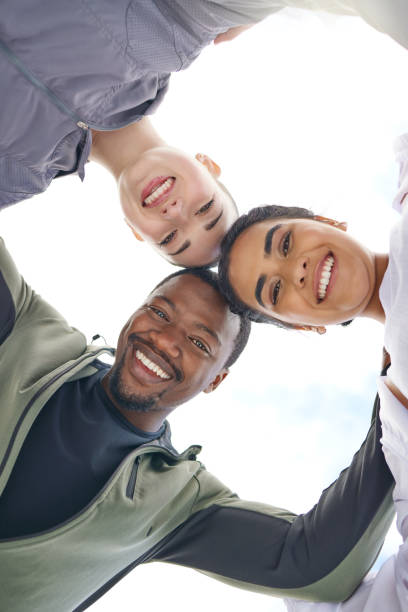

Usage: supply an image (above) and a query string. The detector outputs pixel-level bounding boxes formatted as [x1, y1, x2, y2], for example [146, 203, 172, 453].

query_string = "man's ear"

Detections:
[124, 219, 144, 242]
[195, 153, 221, 179]
[203, 368, 229, 394]
[314, 215, 347, 232]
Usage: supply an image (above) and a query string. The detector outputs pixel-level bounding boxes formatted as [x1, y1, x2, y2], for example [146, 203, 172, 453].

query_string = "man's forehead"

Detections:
[150, 274, 224, 306]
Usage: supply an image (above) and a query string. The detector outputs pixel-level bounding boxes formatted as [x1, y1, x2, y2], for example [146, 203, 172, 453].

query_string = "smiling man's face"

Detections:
[119, 147, 237, 266]
[228, 217, 376, 327]
[104, 274, 240, 414]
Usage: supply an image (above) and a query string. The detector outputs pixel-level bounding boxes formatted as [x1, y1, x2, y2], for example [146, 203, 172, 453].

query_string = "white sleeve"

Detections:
[393, 133, 408, 213]
[283, 382, 408, 612]
[209, 1, 355, 23]
[380, 202, 408, 400]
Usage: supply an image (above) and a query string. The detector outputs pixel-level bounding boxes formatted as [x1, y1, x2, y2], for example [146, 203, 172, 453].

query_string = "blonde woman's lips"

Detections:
[141, 176, 175, 208]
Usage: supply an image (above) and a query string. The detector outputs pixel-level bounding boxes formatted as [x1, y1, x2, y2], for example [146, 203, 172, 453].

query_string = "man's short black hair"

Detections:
[218, 205, 314, 328]
[152, 267, 251, 367]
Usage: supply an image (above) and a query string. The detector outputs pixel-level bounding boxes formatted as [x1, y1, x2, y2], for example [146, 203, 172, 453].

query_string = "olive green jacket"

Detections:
[0, 238, 394, 611]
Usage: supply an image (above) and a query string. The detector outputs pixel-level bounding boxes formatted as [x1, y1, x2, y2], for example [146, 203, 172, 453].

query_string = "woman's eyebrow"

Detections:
[255, 274, 266, 307]
[205, 210, 223, 231]
[169, 240, 191, 256]
[169, 210, 224, 256]
[264, 224, 281, 255]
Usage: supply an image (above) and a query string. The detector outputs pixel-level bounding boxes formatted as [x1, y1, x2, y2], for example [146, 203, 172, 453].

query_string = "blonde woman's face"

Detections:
[119, 147, 237, 266]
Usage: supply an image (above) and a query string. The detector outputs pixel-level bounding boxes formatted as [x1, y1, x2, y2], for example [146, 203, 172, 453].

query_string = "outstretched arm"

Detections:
[283, 378, 408, 611]
[212, 1, 408, 53]
[150, 389, 394, 602]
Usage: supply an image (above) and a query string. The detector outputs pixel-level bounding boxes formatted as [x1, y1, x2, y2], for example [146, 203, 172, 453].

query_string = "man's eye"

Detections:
[282, 231, 291, 256]
[189, 336, 209, 354]
[148, 306, 169, 321]
[272, 280, 281, 306]
[159, 230, 177, 247]
[195, 199, 214, 215]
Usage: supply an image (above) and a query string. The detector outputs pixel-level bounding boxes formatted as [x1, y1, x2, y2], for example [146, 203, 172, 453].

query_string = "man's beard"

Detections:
[108, 350, 163, 413]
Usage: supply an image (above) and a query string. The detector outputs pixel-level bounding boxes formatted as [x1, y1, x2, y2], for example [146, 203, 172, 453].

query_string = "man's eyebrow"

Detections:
[194, 323, 220, 344]
[264, 224, 281, 255]
[255, 274, 266, 307]
[169, 241, 191, 256]
[156, 295, 176, 311]
[205, 210, 223, 231]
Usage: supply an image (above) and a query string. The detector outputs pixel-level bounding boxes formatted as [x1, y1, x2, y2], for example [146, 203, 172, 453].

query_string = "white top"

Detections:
[284, 136, 408, 612]
[381, 134, 408, 401]
[284, 386, 408, 612]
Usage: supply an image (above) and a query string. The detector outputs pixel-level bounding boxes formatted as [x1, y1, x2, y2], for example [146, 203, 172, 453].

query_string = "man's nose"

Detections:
[160, 198, 188, 222]
[150, 328, 181, 359]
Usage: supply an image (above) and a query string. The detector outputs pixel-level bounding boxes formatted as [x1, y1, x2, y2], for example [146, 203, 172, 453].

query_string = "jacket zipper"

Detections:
[0, 442, 184, 543]
[0, 39, 85, 127]
[0, 349, 111, 482]
[125, 456, 140, 499]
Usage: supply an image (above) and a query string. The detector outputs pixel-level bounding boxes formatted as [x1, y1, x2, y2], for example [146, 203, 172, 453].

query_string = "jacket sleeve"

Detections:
[283, 381, 408, 611]
[0, 237, 27, 345]
[152, 391, 395, 603]
[0, 237, 77, 350]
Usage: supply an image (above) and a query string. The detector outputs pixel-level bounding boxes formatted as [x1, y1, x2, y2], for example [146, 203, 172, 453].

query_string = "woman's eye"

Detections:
[282, 231, 291, 256]
[272, 280, 281, 306]
[148, 306, 169, 321]
[159, 230, 177, 247]
[189, 336, 209, 354]
[195, 199, 214, 215]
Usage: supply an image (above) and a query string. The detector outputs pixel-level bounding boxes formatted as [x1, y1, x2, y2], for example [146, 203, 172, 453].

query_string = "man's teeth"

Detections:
[143, 177, 174, 205]
[136, 349, 170, 379]
[318, 255, 334, 301]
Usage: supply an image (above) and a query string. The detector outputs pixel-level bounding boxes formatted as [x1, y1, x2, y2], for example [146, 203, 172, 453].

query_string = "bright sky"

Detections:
[2, 8, 408, 612]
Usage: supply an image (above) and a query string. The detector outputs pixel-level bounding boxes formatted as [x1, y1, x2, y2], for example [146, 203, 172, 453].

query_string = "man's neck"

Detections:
[89, 117, 165, 180]
[101, 372, 167, 433]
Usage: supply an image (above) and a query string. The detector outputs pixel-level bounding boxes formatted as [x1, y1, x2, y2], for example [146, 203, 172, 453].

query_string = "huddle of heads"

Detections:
[114, 199, 371, 412]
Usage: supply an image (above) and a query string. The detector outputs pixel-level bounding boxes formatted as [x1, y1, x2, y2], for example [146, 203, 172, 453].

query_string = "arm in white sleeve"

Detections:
[284, 380, 408, 612]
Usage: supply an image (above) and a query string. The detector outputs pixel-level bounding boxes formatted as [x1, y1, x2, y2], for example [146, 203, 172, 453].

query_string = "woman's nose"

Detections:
[290, 257, 308, 288]
[161, 198, 187, 221]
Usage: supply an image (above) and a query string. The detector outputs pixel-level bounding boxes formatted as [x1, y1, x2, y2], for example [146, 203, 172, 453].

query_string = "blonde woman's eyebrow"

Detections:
[169, 240, 191, 256]
[205, 210, 223, 231]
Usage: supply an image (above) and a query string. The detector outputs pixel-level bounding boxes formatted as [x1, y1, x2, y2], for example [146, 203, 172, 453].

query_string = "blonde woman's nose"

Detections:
[161, 198, 187, 220]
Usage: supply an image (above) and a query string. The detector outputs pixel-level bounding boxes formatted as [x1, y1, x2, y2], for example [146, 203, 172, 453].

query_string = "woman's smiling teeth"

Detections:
[135, 349, 171, 380]
[143, 177, 175, 206]
[317, 254, 334, 302]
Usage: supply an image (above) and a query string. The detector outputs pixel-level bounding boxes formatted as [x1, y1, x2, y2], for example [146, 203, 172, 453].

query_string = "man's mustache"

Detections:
[127, 333, 184, 383]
